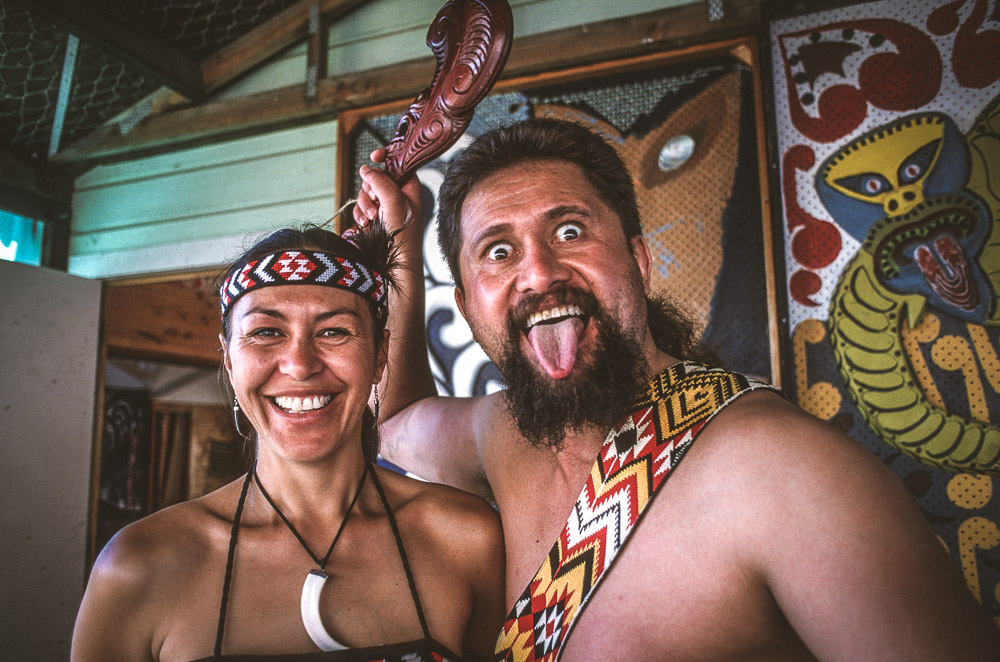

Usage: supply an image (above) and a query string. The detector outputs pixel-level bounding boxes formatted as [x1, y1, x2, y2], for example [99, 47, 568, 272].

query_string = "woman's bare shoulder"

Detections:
[90, 478, 246, 589]
[74, 478, 248, 660]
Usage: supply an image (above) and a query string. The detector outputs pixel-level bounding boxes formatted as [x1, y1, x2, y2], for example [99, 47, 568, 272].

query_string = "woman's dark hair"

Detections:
[436, 118, 642, 289]
[217, 221, 400, 462]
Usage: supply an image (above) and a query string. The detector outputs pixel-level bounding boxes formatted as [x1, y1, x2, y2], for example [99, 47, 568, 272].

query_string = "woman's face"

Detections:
[222, 284, 386, 463]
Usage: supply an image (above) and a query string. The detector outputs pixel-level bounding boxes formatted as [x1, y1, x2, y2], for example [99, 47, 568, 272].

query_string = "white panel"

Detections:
[76, 120, 336, 188]
[68, 230, 267, 279]
[0, 259, 102, 661]
[69, 196, 335, 262]
[70, 121, 340, 277]
[73, 147, 334, 232]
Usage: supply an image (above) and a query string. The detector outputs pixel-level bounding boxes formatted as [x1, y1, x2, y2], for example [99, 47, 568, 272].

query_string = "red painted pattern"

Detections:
[782, 145, 841, 306]
[780, 18, 941, 143]
[928, 0, 1000, 89]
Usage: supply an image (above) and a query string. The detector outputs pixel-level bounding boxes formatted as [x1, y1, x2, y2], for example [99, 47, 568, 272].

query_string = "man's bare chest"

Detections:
[495, 477, 810, 662]
[495, 477, 580, 606]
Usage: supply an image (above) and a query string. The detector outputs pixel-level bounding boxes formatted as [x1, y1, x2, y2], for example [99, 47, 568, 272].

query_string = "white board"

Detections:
[0, 259, 102, 660]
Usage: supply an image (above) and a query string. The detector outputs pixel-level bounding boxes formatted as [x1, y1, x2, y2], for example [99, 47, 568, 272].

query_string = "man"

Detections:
[354, 119, 998, 660]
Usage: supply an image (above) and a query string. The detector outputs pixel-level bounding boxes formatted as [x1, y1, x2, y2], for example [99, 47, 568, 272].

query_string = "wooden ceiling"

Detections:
[6, 1, 760, 164]
[1, 0, 371, 161]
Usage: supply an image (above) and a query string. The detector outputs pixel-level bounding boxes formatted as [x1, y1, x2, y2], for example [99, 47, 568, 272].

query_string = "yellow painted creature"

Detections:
[816, 96, 1000, 473]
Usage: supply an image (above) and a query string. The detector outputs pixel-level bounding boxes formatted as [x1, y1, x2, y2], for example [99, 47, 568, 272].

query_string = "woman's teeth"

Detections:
[526, 305, 584, 330]
[273, 394, 333, 413]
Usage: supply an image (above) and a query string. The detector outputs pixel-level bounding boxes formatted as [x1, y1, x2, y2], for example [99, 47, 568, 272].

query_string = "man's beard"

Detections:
[497, 289, 650, 450]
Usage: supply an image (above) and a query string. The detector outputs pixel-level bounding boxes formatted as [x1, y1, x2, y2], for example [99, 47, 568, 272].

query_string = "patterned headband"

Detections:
[220, 250, 387, 321]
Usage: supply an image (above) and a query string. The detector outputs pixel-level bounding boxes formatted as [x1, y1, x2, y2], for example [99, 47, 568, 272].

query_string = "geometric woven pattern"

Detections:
[495, 362, 779, 661]
[219, 250, 386, 320]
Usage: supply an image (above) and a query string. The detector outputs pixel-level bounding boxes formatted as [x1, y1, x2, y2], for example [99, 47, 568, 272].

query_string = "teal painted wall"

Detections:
[69, 0, 697, 279]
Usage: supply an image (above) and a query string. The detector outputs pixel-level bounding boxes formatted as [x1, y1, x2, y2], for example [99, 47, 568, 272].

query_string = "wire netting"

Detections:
[0, 0, 296, 157]
[0, 1, 160, 156]
[94, 0, 300, 60]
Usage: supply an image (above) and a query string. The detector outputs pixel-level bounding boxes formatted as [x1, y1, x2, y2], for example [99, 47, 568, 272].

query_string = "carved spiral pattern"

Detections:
[384, 0, 512, 181]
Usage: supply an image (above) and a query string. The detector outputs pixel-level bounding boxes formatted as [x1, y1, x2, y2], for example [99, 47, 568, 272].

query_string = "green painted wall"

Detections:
[69, 0, 697, 279]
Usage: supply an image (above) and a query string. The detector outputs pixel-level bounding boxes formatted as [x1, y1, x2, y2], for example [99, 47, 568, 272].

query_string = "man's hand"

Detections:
[354, 148, 425, 246]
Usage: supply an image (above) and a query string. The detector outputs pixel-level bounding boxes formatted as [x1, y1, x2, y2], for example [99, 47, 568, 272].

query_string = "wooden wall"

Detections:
[67, 0, 698, 279]
[69, 121, 338, 278]
[103, 277, 222, 366]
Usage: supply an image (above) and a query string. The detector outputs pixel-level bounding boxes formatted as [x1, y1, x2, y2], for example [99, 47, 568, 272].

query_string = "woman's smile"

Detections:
[271, 393, 334, 413]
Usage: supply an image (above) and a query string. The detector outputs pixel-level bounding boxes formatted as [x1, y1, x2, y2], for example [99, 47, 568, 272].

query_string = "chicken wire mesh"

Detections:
[0, 0, 296, 157]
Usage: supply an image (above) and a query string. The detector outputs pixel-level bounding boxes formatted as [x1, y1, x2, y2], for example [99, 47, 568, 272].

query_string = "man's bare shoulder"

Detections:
[695, 389, 884, 485]
[580, 388, 1000, 660]
[664, 389, 1000, 660]
[677, 389, 917, 530]
[376, 465, 501, 546]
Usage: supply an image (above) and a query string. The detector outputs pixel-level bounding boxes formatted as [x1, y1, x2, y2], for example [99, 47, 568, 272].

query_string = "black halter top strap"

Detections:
[209, 464, 446, 659]
[368, 468, 433, 641]
[215, 467, 254, 655]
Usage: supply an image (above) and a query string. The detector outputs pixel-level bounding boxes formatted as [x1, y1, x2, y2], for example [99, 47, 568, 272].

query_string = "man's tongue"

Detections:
[527, 317, 585, 379]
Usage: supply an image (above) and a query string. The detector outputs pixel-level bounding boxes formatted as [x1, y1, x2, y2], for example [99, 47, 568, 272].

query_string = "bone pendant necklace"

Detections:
[253, 462, 368, 651]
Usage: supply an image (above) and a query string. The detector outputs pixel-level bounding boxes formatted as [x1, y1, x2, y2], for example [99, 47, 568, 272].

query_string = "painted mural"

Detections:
[769, 0, 1000, 621]
[346, 49, 775, 399]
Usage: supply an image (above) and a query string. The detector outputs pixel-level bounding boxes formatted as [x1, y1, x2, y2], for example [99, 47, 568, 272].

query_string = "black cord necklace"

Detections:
[252, 460, 369, 571]
[252, 460, 370, 651]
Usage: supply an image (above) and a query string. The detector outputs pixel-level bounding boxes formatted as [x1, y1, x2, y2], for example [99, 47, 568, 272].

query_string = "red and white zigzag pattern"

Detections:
[219, 250, 385, 319]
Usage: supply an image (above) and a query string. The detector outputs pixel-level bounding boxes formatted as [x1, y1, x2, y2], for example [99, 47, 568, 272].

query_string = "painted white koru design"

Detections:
[417, 145, 504, 398]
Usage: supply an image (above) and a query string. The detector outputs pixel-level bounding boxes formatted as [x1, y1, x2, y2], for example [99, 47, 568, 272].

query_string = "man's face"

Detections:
[455, 159, 653, 391]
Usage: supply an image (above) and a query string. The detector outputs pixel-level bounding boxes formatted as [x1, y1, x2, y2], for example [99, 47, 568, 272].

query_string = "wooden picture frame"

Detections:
[338, 37, 783, 395]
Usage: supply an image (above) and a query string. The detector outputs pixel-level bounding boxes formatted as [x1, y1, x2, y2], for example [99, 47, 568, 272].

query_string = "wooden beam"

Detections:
[103, 278, 223, 367]
[26, 0, 206, 100]
[305, 3, 330, 100]
[201, 0, 370, 93]
[54, 1, 760, 164]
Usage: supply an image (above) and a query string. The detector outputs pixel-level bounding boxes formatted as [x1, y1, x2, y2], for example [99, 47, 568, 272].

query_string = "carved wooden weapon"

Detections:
[383, 0, 513, 181]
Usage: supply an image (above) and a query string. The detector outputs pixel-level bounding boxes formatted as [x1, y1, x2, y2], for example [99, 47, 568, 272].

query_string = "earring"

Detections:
[373, 385, 380, 427]
[233, 397, 247, 437]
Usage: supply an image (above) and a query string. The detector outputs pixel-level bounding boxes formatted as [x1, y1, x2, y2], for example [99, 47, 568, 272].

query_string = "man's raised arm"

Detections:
[355, 153, 492, 496]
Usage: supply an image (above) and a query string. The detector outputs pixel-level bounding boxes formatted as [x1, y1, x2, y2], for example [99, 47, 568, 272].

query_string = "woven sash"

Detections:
[495, 362, 778, 661]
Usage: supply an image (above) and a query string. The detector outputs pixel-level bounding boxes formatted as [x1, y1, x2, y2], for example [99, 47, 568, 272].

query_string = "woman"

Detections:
[72, 222, 505, 661]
